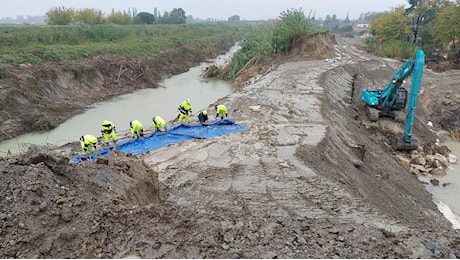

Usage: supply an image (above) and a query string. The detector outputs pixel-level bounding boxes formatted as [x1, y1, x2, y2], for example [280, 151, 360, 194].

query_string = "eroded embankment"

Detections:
[296, 61, 448, 228]
[0, 37, 239, 142]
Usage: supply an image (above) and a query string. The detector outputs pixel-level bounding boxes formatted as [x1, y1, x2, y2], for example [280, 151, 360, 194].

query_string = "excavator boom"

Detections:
[396, 49, 425, 151]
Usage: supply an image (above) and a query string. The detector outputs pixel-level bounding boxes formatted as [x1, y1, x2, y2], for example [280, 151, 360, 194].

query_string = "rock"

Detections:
[134, 241, 148, 250]
[411, 155, 426, 166]
[96, 158, 109, 165]
[431, 167, 446, 176]
[279, 161, 290, 168]
[39, 202, 48, 211]
[18, 222, 25, 229]
[411, 164, 429, 172]
[448, 154, 458, 164]
[433, 154, 449, 168]
[249, 105, 261, 112]
[409, 166, 421, 176]
[96, 172, 109, 183]
[397, 155, 411, 169]
[430, 179, 440, 186]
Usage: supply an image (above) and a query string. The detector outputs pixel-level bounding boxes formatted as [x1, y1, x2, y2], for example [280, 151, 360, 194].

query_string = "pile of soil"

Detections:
[0, 31, 459, 258]
[0, 146, 161, 258]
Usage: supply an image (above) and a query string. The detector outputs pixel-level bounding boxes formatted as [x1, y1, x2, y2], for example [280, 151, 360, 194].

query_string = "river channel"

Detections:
[0, 45, 239, 155]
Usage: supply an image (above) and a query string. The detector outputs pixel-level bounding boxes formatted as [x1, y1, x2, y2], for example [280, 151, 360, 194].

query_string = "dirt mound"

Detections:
[230, 31, 338, 89]
[0, 145, 160, 258]
[288, 31, 338, 60]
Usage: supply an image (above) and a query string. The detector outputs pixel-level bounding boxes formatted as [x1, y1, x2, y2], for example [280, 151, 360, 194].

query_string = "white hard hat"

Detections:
[187, 98, 191, 103]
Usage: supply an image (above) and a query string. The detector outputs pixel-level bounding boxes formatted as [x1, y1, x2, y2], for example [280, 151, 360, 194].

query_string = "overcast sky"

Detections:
[1, 0, 409, 20]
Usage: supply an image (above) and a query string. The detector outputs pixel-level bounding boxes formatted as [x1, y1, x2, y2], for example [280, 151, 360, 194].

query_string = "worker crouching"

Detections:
[101, 120, 117, 145]
[198, 110, 209, 125]
[80, 134, 98, 154]
[130, 120, 144, 138]
[152, 115, 167, 132]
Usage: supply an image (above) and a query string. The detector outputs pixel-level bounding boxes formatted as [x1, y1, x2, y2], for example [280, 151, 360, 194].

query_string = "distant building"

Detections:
[356, 23, 369, 28]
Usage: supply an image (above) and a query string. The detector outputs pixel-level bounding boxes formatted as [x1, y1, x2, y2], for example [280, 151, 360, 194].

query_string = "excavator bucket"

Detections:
[396, 137, 418, 151]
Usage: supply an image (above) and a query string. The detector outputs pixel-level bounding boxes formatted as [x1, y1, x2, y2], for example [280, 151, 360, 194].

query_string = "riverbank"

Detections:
[0, 45, 238, 155]
[0, 25, 242, 142]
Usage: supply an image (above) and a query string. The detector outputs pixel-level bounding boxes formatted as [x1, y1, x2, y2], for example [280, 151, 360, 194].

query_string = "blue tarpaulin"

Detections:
[71, 119, 248, 163]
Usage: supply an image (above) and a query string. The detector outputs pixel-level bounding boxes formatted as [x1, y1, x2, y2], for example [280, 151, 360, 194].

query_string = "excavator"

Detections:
[360, 49, 425, 151]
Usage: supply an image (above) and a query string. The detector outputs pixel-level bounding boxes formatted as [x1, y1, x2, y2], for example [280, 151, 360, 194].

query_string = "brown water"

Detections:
[0, 45, 238, 155]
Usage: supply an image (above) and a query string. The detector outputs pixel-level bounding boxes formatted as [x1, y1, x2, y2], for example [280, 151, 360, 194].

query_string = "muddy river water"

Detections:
[421, 140, 460, 229]
[0, 45, 238, 155]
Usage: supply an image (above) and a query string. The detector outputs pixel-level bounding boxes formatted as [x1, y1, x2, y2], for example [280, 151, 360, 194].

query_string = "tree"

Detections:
[432, 2, 460, 60]
[344, 12, 350, 23]
[369, 7, 412, 42]
[106, 10, 131, 25]
[169, 8, 186, 24]
[157, 8, 186, 24]
[75, 8, 104, 24]
[405, 0, 447, 44]
[228, 15, 240, 22]
[323, 14, 339, 28]
[134, 12, 155, 24]
[46, 6, 75, 25]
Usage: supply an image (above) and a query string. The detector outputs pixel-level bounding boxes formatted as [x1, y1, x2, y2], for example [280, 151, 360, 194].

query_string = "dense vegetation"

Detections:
[367, 0, 460, 60]
[223, 8, 325, 79]
[0, 23, 245, 65]
[45, 6, 187, 25]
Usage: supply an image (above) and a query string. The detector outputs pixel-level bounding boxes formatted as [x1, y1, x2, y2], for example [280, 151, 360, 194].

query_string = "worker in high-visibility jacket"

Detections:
[177, 98, 192, 124]
[80, 134, 98, 154]
[152, 115, 167, 132]
[198, 110, 209, 125]
[130, 120, 144, 138]
[215, 104, 228, 119]
[100, 120, 117, 145]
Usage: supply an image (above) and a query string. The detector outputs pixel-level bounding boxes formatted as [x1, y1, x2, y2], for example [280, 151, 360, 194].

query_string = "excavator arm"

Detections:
[396, 49, 425, 150]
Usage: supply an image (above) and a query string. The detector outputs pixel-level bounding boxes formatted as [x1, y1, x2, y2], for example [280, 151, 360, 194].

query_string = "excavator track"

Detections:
[366, 106, 379, 122]
[394, 110, 406, 123]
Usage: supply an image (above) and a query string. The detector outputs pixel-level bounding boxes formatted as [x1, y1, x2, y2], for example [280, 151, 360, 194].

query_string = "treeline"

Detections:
[45, 6, 187, 25]
[367, 0, 460, 60]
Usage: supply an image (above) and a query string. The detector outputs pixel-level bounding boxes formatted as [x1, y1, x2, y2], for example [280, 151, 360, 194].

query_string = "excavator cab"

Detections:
[392, 87, 408, 110]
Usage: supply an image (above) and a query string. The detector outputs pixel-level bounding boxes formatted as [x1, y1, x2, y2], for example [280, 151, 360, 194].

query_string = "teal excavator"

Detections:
[360, 49, 425, 151]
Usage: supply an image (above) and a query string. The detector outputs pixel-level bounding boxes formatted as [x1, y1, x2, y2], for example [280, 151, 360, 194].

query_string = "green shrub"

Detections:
[377, 39, 416, 59]
[224, 8, 324, 79]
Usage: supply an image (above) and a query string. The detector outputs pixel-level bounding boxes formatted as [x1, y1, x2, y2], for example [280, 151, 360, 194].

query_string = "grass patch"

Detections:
[0, 23, 245, 65]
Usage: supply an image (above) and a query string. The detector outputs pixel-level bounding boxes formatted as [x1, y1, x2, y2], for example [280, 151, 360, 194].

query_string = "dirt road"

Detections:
[1, 34, 459, 258]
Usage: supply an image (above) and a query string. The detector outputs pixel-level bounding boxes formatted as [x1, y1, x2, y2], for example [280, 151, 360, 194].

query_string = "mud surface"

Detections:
[1, 34, 460, 258]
